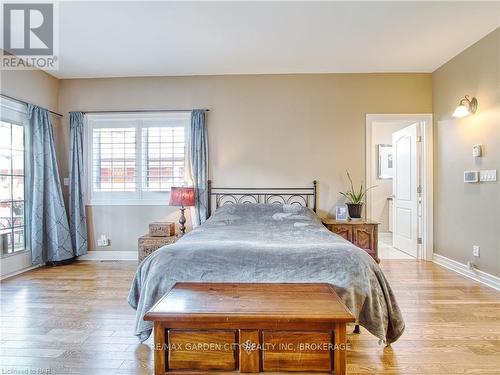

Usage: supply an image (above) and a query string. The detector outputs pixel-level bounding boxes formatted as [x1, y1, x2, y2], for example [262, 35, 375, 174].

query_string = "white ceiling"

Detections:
[54, 1, 499, 79]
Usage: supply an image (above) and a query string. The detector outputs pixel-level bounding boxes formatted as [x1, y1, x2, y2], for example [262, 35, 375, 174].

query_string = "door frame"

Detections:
[365, 114, 433, 261]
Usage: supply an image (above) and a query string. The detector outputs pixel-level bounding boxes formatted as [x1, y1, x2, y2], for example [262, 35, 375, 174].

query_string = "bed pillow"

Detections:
[282, 204, 303, 214]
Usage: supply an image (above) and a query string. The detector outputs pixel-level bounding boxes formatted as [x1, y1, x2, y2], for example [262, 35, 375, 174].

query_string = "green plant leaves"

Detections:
[340, 170, 377, 204]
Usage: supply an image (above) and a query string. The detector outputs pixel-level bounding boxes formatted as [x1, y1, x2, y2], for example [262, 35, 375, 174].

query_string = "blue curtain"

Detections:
[190, 110, 208, 225]
[28, 105, 74, 264]
[69, 112, 88, 256]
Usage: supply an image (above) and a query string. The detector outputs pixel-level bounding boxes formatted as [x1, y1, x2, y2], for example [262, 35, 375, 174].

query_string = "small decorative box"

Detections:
[149, 222, 176, 237]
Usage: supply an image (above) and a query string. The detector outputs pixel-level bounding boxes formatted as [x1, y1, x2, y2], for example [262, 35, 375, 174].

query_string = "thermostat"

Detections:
[464, 171, 479, 183]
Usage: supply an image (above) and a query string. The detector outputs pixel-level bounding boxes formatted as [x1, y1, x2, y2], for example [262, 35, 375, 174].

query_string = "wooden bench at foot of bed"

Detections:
[144, 283, 355, 375]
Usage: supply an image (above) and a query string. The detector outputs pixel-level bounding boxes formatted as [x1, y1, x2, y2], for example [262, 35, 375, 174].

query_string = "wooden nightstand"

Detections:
[322, 219, 379, 263]
[138, 234, 177, 262]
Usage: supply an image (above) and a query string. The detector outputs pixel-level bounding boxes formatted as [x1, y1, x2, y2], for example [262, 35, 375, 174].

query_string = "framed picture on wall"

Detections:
[378, 144, 393, 179]
[335, 206, 348, 221]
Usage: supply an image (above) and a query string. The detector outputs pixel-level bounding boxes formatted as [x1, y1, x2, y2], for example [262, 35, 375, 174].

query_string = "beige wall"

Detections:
[0, 67, 60, 111]
[57, 73, 432, 250]
[432, 28, 500, 276]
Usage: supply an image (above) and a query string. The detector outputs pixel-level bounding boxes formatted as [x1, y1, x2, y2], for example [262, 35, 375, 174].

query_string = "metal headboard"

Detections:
[207, 180, 317, 217]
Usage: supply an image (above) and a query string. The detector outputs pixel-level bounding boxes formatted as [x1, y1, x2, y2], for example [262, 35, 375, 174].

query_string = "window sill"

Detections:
[1, 249, 29, 259]
[87, 200, 170, 206]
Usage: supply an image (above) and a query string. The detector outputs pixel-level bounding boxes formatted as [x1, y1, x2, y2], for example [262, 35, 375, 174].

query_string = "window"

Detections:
[88, 112, 190, 204]
[0, 99, 27, 255]
[92, 127, 137, 192]
[142, 126, 185, 191]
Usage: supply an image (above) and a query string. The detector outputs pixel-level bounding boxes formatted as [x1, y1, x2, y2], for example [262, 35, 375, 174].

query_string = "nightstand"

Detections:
[138, 234, 177, 262]
[322, 218, 379, 263]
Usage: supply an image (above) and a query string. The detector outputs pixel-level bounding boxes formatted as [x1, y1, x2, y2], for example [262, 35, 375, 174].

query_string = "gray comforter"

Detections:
[128, 203, 404, 344]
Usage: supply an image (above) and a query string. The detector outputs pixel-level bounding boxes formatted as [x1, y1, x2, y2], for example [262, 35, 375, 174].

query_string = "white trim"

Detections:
[1, 99, 29, 262]
[0, 264, 42, 281]
[85, 112, 191, 121]
[85, 112, 190, 206]
[0, 97, 27, 124]
[421, 118, 434, 261]
[433, 253, 500, 291]
[87, 200, 170, 206]
[77, 250, 137, 261]
[365, 114, 433, 261]
[1, 249, 29, 259]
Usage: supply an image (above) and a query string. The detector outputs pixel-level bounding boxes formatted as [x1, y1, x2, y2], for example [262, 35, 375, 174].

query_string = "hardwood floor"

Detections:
[1, 260, 499, 374]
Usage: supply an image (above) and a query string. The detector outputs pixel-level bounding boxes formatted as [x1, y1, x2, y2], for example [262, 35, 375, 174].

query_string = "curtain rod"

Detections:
[81, 109, 210, 114]
[0, 93, 64, 117]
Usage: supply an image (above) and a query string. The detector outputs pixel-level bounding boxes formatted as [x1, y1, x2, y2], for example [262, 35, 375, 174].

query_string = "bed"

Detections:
[128, 182, 405, 345]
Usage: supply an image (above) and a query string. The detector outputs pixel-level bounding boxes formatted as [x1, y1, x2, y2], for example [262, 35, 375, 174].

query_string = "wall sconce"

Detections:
[452, 95, 478, 118]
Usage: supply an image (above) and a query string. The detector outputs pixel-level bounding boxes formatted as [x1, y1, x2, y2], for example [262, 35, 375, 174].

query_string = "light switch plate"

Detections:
[472, 144, 482, 157]
[479, 170, 497, 182]
[63, 177, 70, 186]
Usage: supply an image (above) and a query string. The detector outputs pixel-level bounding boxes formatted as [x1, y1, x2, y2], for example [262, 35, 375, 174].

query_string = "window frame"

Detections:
[0, 98, 29, 257]
[85, 112, 191, 206]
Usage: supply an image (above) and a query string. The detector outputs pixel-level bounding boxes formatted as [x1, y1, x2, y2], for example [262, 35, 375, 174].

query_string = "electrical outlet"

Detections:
[97, 235, 109, 247]
[472, 245, 480, 257]
[63, 177, 70, 186]
[97, 239, 109, 247]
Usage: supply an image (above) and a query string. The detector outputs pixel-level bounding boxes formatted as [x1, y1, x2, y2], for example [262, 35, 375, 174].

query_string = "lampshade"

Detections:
[452, 95, 478, 118]
[169, 187, 195, 207]
[452, 104, 470, 118]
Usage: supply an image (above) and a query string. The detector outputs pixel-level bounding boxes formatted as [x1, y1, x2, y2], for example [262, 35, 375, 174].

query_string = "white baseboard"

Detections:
[433, 253, 500, 291]
[0, 264, 42, 280]
[77, 251, 137, 261]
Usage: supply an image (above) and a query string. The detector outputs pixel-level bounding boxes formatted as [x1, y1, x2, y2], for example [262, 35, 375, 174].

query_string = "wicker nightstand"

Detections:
[138, 234, 177, 262]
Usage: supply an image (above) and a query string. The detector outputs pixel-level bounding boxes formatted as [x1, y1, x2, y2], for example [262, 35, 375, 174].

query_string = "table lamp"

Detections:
[169, 187, 195, 236]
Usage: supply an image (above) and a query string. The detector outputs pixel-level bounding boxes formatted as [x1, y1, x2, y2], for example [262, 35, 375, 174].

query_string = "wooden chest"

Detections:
[144, 283, 355, 375]
[322, 219, 379, 263]
[149, 222, 176, 237]
[138, 234, 177, 262]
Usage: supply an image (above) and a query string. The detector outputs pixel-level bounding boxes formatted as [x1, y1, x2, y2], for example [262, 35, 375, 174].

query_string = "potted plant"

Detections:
[339, 171, 376, 220]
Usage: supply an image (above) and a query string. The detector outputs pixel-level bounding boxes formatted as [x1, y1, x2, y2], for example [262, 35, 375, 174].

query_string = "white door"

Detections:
[392, 123, 418, 257]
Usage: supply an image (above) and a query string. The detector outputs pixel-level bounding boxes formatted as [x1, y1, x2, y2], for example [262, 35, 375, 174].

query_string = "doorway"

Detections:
[365, 114, 433, 261]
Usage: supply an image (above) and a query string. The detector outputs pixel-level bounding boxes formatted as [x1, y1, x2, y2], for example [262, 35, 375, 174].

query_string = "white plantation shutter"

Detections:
[87, 112, 190, 204]
[142, 126, 185, 192]
[92, 127, 136, 192]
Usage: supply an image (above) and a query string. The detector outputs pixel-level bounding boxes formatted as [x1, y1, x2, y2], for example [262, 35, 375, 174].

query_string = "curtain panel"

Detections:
[69, 112, 88, 256]
[27, 104, 74, 264]
[189, 110, 208, 225]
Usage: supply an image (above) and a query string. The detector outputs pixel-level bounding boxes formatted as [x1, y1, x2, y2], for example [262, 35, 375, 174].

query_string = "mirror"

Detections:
[378, 144, 393, 179]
